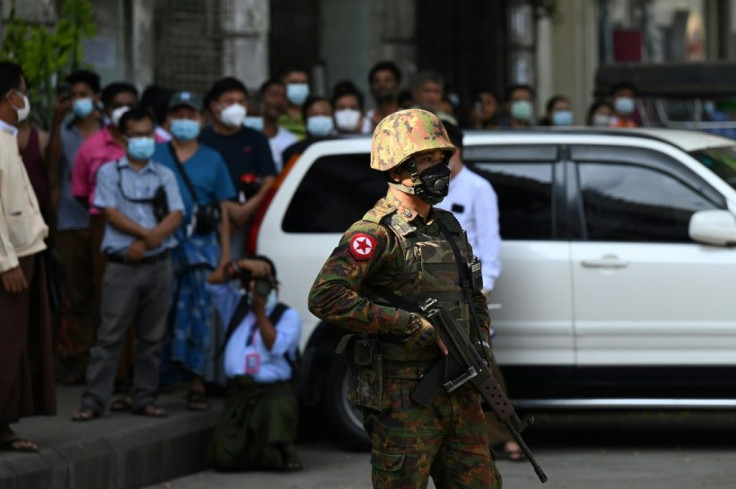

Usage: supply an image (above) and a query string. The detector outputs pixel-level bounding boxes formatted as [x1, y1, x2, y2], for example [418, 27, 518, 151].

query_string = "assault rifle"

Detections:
[412, 298, 548, 483]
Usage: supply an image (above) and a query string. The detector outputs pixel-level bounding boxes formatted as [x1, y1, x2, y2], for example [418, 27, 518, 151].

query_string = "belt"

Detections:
[106, 250, 170, 266]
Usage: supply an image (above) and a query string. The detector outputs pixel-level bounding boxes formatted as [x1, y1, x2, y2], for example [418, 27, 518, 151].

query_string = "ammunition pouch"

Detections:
[336, 335, 383, 411]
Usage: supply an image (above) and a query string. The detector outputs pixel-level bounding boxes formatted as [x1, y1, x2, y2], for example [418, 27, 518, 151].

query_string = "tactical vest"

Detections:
[365, 208, 473, 364]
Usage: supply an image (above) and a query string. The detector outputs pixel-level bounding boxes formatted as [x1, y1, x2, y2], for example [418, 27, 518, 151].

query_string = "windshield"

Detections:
[690, 146, 736, 189]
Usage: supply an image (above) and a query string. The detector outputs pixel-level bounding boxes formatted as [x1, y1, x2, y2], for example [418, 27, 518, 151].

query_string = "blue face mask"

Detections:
[243, 116, 264, 131]
[286, 83, 309, 105]
[265, 289, 278, 314]
[73, 97, 95, 118]
[552, 110, 573, 126]
[511, 100, 533, 122]
[306, 115, 334, 136]
[127, 137, 156, 161]
[614, 97, 635, 116]
[170, 118, 200, 141]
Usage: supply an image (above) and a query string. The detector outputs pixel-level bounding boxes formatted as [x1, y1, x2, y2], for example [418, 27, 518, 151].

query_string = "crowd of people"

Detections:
[0, 55, 655, 468]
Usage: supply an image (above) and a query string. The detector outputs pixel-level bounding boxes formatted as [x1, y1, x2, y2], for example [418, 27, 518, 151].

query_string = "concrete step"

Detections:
[0, 386, 222, 489]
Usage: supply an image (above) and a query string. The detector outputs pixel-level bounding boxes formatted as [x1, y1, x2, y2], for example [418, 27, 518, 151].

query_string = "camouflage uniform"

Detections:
[308, 110, 501, 489]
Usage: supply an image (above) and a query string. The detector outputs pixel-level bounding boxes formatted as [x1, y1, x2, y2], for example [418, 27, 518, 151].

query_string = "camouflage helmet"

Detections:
[370, 109, 455, 171]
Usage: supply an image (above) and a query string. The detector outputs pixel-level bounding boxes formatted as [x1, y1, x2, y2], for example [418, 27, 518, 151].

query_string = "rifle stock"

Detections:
[414, 298, 548, 483]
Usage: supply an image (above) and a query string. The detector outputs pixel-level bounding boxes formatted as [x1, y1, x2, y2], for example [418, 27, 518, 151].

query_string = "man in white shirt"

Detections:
[0, 62, 55, 453]
[435, 123, 524, 462]
[435, 123, 501, 294]
[206, 255, 302, 472]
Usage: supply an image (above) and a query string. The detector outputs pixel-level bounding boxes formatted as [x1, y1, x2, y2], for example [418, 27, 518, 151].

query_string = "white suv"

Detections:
[255, 128, 736, 447]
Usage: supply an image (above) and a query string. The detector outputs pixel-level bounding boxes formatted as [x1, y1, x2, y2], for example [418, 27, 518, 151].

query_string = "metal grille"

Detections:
[154, 0, 223, 94]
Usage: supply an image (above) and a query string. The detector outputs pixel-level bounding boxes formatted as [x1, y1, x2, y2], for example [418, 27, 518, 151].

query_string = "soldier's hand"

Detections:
[405, 314, 448, 354]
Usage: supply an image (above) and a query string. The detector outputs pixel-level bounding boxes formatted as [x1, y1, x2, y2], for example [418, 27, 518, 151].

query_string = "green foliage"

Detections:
[0, 0, 96, 129]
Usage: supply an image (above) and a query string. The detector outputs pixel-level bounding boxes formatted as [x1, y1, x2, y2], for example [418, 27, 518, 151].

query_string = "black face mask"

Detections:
[389, 156, 451, 205]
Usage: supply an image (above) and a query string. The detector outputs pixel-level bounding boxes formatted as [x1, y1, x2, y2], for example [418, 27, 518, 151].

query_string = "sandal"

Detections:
[0, 438, 38, 453]
[71, 407, 101, 422]
[109, 395, 132, 412]
[185, 390, 210, 411]
[279, 444, 304, 472]
[131, 404, 168, 418]
[493, 442, 525, 462]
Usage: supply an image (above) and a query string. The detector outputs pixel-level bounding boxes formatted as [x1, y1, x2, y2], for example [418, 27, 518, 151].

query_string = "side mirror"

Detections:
[688, 210, 736, 246]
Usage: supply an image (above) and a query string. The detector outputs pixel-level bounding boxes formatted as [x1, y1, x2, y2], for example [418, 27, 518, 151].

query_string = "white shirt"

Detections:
[0, 119, 18, 137]
[0, 130, 48, 271]
[361, 109, 376, 134]
[208, 283, 302, 383]
[269, 127, 298, 172]
[435, 166, 502, 290]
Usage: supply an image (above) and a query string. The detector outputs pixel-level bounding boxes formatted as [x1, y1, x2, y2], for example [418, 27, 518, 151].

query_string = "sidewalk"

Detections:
[0, 385, 222, 489]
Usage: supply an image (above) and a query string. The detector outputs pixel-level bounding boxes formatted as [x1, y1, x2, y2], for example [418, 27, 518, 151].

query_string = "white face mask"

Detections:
[219, 103, 247, 127]
[110, 105, 130, 127]
[592, 114, 612, 127]
[334, 108, 361, 131]
[10, 91, 30, 123]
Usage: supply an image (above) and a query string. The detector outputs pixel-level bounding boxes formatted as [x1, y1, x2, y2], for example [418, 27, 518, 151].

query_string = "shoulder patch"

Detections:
[348, 233, 377, 261]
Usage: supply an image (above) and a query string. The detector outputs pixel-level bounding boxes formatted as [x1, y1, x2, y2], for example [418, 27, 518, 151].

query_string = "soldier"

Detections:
[308, 109, 501, 488]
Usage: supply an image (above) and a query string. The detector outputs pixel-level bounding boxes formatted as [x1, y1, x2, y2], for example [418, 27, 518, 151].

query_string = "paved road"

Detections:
[145, 411, 736, 489]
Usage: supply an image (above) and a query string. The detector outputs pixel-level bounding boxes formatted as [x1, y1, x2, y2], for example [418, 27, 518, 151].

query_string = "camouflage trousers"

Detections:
[363, 378, 502, 489]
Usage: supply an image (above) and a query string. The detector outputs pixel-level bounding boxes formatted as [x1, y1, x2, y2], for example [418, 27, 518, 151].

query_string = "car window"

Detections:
[283, 153, 384, 233]
[578, 162, 718, 242]
[690, 146, 736, 190]
[469, 162, 555, 240]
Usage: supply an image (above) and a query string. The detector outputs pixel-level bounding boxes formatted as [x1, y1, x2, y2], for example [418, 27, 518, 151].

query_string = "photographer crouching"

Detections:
[206, 256, 303, 472]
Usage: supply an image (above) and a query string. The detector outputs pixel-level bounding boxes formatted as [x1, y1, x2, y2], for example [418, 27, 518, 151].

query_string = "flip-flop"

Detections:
[0, 438, 38, 453]
[185, 391, 210, 411]
[71, 407, 101, 422]
[131, 404, 168, 418]
[109, 396, 132, 412]
[279, 444, 304, 472]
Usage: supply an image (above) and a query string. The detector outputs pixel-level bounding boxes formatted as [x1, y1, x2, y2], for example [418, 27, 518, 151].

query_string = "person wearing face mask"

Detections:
[540, 95, 573, 127]
[152, 91, 236, 410]
[45, 69, 104, 385]
[0, 62, 55, 454]
[200, 77, 277, 262]
[277, 68, 310, 140]
[609, 83, 638, 128]
[331, 80, 365, 135]
[72, 108, 184, 422]
[309, 109, 501, 489]
[362, 60, 402, 134]
[501, 84, 535, 128]
[205, 256, 303, 472]
[258, 79, 297, 173]
[586, 100, 615, 127]
[701, 99, 736, 140]
[281, 96, 336, 167]
[71, 82, 139, 308]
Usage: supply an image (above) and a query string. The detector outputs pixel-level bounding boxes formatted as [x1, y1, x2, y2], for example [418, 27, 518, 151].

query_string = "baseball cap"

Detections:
[168, 91, 202, 111]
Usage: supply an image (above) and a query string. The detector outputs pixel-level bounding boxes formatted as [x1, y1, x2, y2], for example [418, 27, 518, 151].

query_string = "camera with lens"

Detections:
[238, 270, 275, 298]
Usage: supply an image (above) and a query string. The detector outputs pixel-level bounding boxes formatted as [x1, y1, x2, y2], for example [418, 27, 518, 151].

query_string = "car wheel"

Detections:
[323, 354, 371, 450]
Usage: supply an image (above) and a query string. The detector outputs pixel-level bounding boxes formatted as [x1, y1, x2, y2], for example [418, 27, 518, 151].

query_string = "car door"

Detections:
[465, 144, 574, 367]
[569, 144, 736, 366]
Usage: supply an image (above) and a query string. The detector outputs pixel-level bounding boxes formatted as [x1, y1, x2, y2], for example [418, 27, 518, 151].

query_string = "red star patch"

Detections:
[348, 233, 376, 261]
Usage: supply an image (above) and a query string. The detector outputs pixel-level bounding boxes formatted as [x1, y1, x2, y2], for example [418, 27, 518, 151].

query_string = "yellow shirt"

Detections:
[0, 129, 48, 272]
